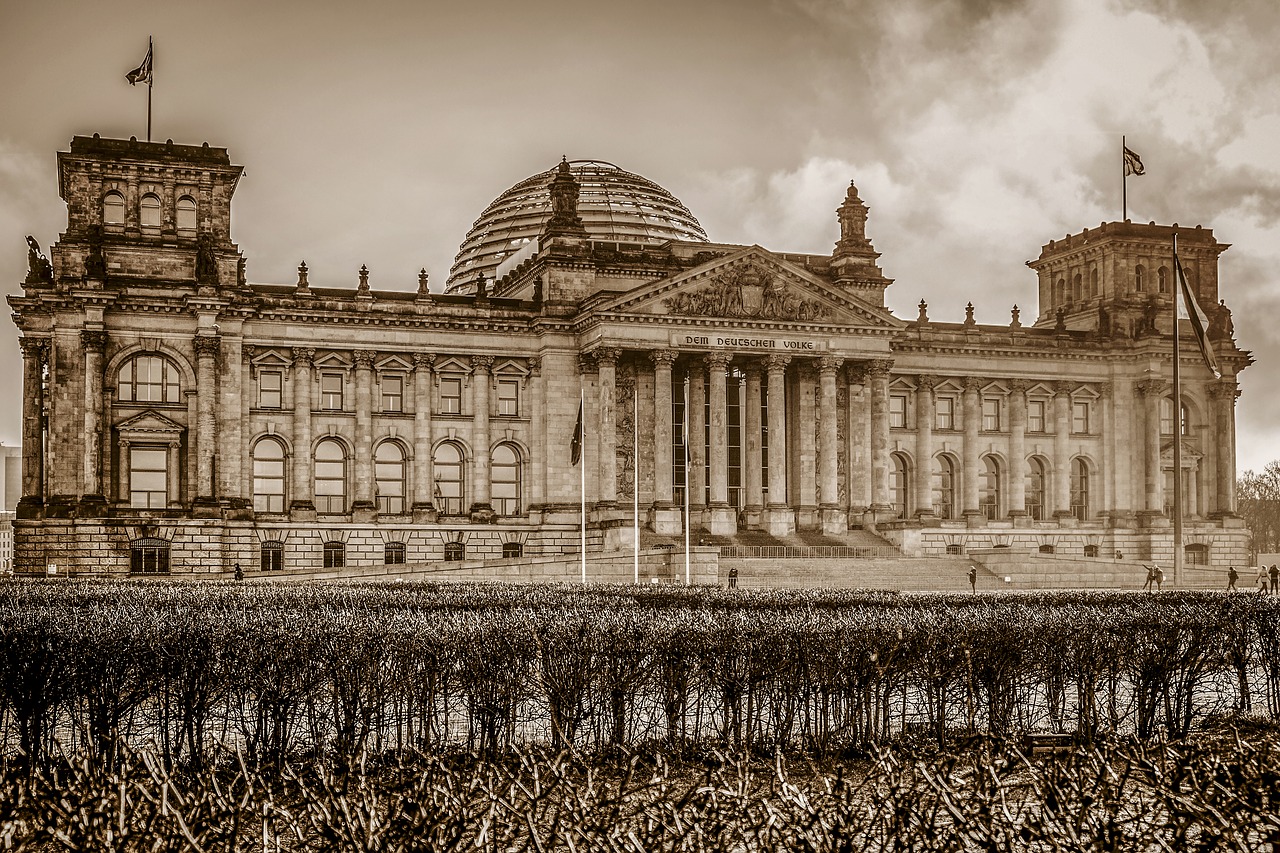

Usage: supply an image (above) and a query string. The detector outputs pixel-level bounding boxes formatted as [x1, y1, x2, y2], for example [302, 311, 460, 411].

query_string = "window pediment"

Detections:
[116, 409, 185, 439]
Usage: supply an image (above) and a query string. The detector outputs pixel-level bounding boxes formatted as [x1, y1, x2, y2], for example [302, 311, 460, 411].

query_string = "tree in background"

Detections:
[1238, 461, 1280, 559]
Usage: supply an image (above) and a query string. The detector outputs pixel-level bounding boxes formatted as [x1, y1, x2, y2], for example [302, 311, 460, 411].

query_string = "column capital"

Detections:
[471, 355, 495, 374]
[81, 329, 107, 354]
[1137, 378, 1166, 397]
[649, 348, 678, 369]
[242, 344, 258, 364]
[1007, 378, 1029, 394]
[916, 373, 939, 391]
[412, 352, 435, 371]
[593, 347, 622, 366]
[764, 353, 792, 373]
[193, 335, 221, 358]
[962, 375, 983, 393]
[1207, 379, 1238, 401]
[705, 352, 732, 370]
[866, 358, 894, 379]
[526, 355, 541, 376]
[1096, 381, 1113, 399]
[818, 355, 844, 375]
[578, 353, 596, 375]
[352, 349, 376, 370]
[19, 337, 50, 361]
[291, 346, 315, 367]
[1053, 380, 1074, 397]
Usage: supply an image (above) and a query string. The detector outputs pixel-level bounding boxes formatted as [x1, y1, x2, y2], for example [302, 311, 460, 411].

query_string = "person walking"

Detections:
[1258, 566, 1269, 595]
[1143, 564, 1156, 592]
[1155, 565, 1165, 591]
[728, 565, 738, 589]
[968, 565, 977, 594]
[1270, 564, 1279, 595]
[1228, 565, 1238, 591]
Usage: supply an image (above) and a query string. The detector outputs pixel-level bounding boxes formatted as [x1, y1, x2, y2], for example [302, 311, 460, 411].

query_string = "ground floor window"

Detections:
[444, 541, 464, 562]
[323, 541, 345, 568]
[260, 541, 283, 572]
[502, 542, 522, 559]
[385, 542, 406, 564]
[1185, 543, 1209, 565]
[131, 538, 169, 574]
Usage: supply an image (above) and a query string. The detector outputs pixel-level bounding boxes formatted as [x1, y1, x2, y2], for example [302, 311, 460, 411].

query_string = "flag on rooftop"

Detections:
[1175, 253, 1221, 379]
[126, 41, 152, 86]
[1123, 146, 1145, 176]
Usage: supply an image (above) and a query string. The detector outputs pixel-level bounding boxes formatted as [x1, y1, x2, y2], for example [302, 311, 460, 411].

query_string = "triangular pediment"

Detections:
[598, 246, 902, 329]
[116, 410, 185, 434]
[1160, 438, 1203, 463]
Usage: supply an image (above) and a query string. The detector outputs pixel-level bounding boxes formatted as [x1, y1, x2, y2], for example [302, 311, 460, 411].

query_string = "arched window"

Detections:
[103, 191, 125, 225]
[1090, 267, 1099, 297]
[323, 541, 345, 568]
[252, 438, 287, 513]
[118, 354, 181, 403]
[443, 541, 464, 562]
[176, 196, 197, 231]
[1084, 544, 1100, 558]
[1158, 266, 1169, 294]
[934, 455, 957, 520]
[1070, 457, 1090, 521]
[314, 439, 347, 514]
[890, 452, 910, 519]
[1073, 273, 1083, 302]
[491, 443, 521, 516]
[260, 541, 283, 572]
[1055, 278, 1066, 304]
[1038, 543, 1055, 554]
[979, 456, 1002, 520]
[131, 538, 169, 574]
[1161, 398, 1190, 436]
[502, 542, 523, 558]
[1026, 456, 1047, 520]
[1135, 264, 1145, 292]
[374, 442, 406, 515]
[384, 542, 406, 565]
[140, 193, 161, 228]
[433, 442, 465, 515]
[1185, 543, 1209, 565]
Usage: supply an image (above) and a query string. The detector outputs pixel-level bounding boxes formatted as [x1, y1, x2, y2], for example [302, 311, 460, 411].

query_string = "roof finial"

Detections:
[357, 264, 370, 295]
[417, 268, 430, 297]
[296, 260, 309, 290]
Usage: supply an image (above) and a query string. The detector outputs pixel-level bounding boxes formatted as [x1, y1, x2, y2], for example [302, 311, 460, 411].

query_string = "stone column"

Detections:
[352, 350, 376, 521]
[961, 376, 981, 521]
[1137, 379, 1165, 517]
[818, 356, 844, 535]
[687, 358, 707, 514]
[594, 348, 620, 509]
[743, 363, 764, 523]
[166, 438, 181, 506]
[649, 351, 680, 535]
[217, 333, 243, 509]
[706, 352, 734, 535]
[764, 354, 793, 535]
[290, 347, 316, 518]
[18, 338, 48, 516]
[1008, 379, 1028, 521]
[193, 335, 220, 513]
[118, 439, 131, 503]
[240, 347, 254, 511]
[914, 375, 936, 518]
[1098, 382, 1114, 517]
[80, 330, 107, 509]
[411, 353, 436, 522]
[470, 355, 494, 519]
[1110, 377, 1134, 518]
[1209, 379, 1238, 515]
[868, 359, 893, 517]
[527, 357, 545, 516]
[1052, 381, 1073, 521]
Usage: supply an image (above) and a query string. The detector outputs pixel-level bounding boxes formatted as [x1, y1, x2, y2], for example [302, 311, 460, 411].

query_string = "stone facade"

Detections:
[7, 137, 1252, 579]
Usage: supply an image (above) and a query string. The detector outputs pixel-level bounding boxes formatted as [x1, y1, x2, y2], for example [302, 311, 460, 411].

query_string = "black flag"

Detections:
[570, 401, 583, 465]
[1123, 146, 1145, 176]
[126, 41, 153, 86]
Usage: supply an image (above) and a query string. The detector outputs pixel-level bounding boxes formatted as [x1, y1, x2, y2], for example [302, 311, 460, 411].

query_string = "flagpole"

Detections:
[633, 379, 639, 585]
[1172, 231, 1184, 587]
[683, 376, 691, 585]
[146, 37, 153, 143]
[1122, 135, 1127, 222]
[580, 382, 587, 585]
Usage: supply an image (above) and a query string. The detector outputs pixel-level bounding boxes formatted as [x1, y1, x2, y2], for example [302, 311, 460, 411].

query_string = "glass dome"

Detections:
[446, 159, 708, 293]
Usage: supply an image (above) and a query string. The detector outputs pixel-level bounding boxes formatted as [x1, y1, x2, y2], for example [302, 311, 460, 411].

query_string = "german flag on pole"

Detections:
[126, 40, 153, 86]
[1123, 146, 1145, 176]
[570, 400, 583, 465]
[1175, 253, 1221, 379]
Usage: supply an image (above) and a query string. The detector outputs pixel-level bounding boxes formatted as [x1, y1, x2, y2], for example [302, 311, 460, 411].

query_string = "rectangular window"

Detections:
[259, 370, 282, 409]
[1072, 400, 1090, 434]
[497, 379, 519, 417]
[320, 373, 343, 410]
[129, 447, 168, 509]
[440, 376, 462, 415]
[381, 375, 403, 413]
[982, 398, 1001, 431]
[935, 397, 954, 430]
[889, 394, 907, 429]
[1028, 400, 1046, 433]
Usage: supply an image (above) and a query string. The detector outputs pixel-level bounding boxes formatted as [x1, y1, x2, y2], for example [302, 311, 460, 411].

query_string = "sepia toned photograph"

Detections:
[1, 0, 1279, 847]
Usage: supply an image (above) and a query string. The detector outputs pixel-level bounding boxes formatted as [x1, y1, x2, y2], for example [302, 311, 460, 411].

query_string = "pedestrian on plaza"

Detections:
[728, 565, 738, 589]
[1155, 565, 1165, 591]
[1228, 565, 1238, 591]
[234, 562, 243, 581]
[968, 566, 977, 594]
[1142, 564, 1156, 592]
[1258, 566, 1269, 595]
[1271, 564, 1279, 594]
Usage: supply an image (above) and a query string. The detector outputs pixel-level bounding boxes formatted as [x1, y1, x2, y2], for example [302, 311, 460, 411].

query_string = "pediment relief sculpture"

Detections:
[662, 263, 831, 322]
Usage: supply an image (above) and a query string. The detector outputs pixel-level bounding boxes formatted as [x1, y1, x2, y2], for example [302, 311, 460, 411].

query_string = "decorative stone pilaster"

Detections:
[818, 355, 845, 535]
[961, 376, 982, 523]
[290, 347, 317, 519]
[686, 357, 707, 516]
[470, 355, 496, 522]
[192, 334, 221, 515]
[1007, 379, 1028, 523]
[650, 350, 681, 535]
[412, 353, 437, 523]
[17, 338, 49, 517]
[79, 330, 107, 514]
[1137, 378, 1166, 521]
[1097, 382, 1114, 518]
[743, 362, 764, 524]
[1208, 379, 1239, 515]
[1052, 381, 1073, 523]
[592, 348, 621, 513]
[764, 354, 793, 535]
[914, 375, 937, 519]
[867, 359, 894, 524]
[352, 349, 377, 521]
[705, 352, 735, 536]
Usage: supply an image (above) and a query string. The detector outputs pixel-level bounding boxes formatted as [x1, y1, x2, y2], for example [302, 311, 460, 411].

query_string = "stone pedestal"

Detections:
[411, 502, 439, 524]
[820, 507, 847, 537]
[192, 497, 221, 519]
[650, 505, 683, 537]
[706, 504, 736, 537]
[765, 506, 795, 537]
[351, 502, 377, 523]
[289, 501, 317, 522]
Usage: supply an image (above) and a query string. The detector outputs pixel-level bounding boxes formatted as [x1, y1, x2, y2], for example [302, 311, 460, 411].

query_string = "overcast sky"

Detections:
[2, 0, 1278, 472]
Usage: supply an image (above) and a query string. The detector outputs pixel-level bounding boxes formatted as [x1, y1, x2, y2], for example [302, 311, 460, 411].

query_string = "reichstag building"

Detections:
[8, 135, 1251, 575]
